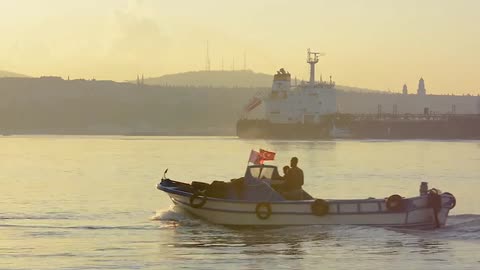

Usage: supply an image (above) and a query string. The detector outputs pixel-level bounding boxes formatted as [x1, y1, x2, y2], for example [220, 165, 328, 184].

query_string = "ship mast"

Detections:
[307, 49, 325, 86]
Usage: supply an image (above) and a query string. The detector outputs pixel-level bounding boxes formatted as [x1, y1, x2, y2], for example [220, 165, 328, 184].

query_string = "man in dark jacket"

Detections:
[285, 157, 304, 190]
[279, 157, 305, 200]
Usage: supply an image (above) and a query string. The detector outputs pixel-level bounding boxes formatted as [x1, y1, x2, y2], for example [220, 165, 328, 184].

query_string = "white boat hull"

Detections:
[165, 191, 453, 228]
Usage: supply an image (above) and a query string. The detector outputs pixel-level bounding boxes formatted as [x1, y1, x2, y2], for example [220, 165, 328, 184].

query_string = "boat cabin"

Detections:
[245, 165, 281, 181]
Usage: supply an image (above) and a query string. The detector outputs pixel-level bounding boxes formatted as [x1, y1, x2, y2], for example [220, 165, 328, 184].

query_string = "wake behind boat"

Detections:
[157, 152, 456, 229]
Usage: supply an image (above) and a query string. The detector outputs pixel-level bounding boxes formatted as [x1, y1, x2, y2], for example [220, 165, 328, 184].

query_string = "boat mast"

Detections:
[307, 49, 324, 86]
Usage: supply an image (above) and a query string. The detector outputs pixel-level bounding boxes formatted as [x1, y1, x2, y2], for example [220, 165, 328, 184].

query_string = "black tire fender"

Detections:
[386, 194, 405, 212]
[255, 202, 272, 220]
[189, 192, 207, 208]
[442, 192, 456, 209]
[311, 199, 329, 216]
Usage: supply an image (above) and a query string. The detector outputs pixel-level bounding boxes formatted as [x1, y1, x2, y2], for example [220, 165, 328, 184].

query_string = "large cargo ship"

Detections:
[237, 50, 480, 139]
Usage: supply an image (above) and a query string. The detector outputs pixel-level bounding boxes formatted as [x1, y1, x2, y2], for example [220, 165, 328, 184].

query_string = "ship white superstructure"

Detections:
[265, 49, 337, 124]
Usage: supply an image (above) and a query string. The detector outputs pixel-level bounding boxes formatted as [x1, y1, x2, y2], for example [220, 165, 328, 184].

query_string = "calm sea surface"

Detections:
[1, 136, 480, 269]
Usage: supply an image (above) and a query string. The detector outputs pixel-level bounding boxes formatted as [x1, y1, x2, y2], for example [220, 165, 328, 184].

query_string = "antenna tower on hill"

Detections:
[243, 51, 247, 71]
[205, 41, 211, 71]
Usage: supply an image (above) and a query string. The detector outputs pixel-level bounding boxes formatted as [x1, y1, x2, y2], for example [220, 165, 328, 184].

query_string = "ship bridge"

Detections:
[264, 49, 337, 124]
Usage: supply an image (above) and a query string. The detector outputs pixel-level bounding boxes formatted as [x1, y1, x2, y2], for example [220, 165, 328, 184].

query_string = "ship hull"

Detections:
[237, 115, 480, 140]
[348, 117, 480, 139]
[236, 119, 330, 139]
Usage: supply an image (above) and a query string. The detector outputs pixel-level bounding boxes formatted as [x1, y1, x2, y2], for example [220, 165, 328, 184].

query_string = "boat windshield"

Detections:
[249, 166, 277, 180]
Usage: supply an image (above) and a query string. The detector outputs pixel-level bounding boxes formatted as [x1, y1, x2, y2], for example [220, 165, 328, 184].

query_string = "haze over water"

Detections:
[1, 136, 479, 269]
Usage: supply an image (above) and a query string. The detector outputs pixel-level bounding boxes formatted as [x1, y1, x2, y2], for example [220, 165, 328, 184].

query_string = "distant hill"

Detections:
[0, 77, 263, 135]
[0, 70, 28, 78]
[143, 70, 273, 88]
[142, 69, 388, 93]
[336, 85, 386, 94]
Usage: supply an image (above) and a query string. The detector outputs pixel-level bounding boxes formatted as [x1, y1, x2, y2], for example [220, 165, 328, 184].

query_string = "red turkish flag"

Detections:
[260, 149, 276, 161]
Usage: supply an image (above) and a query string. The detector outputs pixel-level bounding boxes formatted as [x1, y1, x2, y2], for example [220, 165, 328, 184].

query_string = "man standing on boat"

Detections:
[287, 157, 304, 189]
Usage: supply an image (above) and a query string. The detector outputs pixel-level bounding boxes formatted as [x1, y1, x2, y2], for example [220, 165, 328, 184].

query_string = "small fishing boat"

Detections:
[157, 164, 456, 228]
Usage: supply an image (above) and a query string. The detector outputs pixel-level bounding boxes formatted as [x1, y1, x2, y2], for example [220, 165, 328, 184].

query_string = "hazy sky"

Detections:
[1, 0, 479, 94]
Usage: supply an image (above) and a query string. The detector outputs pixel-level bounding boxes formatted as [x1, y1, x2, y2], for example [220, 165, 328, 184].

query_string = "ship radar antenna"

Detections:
[243, 51, 247, 71]
[205, 41, 211, 71]
[307, 48, 325, 85]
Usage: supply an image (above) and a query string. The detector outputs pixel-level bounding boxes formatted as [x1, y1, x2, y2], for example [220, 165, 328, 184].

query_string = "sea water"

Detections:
[1, 136, 479, 269]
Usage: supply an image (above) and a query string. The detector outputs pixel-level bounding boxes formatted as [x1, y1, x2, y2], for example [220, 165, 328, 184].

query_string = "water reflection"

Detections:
[167, 224, 332, 257]
[164, 218, 455, 261]
[415, 239, 448, 255]
[373, 228, 451, 256]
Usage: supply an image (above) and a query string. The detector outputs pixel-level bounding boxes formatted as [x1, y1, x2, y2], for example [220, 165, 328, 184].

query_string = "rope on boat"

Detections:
[443, 192, 456, 209]
[427, 189, 442, 228]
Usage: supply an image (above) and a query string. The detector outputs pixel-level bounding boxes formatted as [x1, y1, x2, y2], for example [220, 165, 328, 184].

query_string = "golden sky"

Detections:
[1, 0, 479, 94]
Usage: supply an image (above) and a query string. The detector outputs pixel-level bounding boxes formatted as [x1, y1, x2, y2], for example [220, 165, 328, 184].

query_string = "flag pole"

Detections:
[246, 149, 252, 168]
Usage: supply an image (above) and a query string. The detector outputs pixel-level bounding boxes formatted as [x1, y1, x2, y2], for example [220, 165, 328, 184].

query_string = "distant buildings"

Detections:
[402, 78, 427, 96]
[417, 77, 426, 96]
[336, 77, 480, 114]
[136, 74, 145, 87]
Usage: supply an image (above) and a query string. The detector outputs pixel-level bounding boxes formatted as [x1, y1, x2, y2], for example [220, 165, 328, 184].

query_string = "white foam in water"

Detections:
[388, 214, 480, 242]
[441, 214, 480, 240]
[447, 214, 480, 227]
[151, 205, 203, 226]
